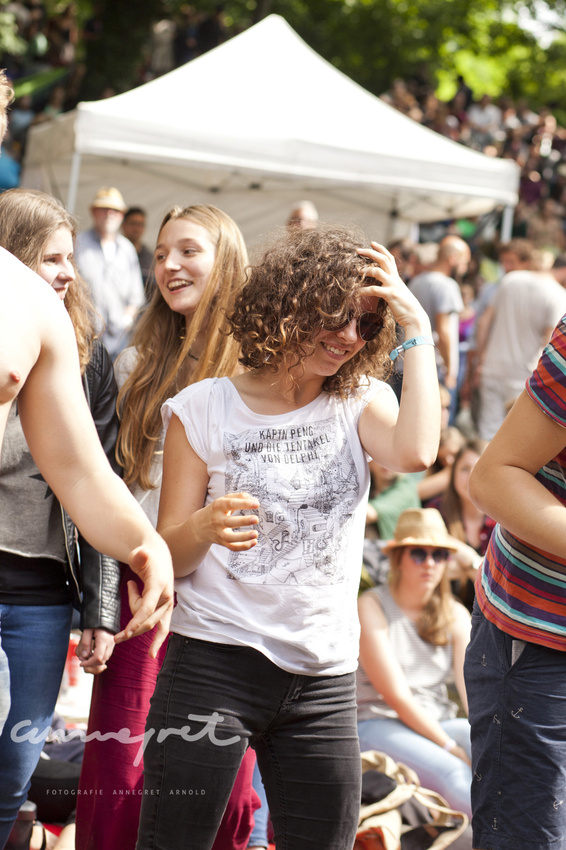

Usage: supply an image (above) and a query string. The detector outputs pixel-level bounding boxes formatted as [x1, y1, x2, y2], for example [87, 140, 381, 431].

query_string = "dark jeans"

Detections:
[465, 602, 566, 850]
[136, 635, 361, 850]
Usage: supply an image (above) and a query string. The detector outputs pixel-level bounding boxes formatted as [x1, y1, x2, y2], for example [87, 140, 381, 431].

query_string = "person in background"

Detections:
[357, 508, 472, 817]
[457, 275, 477, 401]
[433, 439, 495, 610]
[463, 239, 538, 428]
[388, 238, 418, 284]
[366, 461, 421, 542]
[286, 200, 319, 230]
[121, 206, 155, 301]
[410, 236, 470, 421]
[526, 198, 565, 255]
[417, 425, 466, 506]
[475, 251, 566, 439]
[551, 253, 566, 288]
[75, 187, 145, 360]
[196, 3, 226, 54]
[363, 461, 422, 590]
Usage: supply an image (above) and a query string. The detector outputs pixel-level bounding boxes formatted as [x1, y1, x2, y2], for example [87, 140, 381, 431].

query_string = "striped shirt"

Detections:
[357, 585, 457, 722]
[477, 315, 566, 650]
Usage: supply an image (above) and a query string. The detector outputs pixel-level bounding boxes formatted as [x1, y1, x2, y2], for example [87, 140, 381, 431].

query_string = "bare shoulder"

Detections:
[450, 597, 472, 630]
[0, 250, 79, 408]
[358, 588, 388, 627]
[0, 252, 47, 404]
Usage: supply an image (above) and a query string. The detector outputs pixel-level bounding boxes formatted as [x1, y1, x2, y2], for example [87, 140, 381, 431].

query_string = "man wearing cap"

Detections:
[76, 187, 145, 359]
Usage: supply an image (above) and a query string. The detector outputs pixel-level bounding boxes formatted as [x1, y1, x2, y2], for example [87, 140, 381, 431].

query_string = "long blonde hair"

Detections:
[116, 204, 248, 490]
[388, 548, 454, 646]
[0, 188, 96, 372]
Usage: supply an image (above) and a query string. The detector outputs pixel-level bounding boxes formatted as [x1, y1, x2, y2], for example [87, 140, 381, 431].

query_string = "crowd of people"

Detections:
[383, 76, 566, 253]
[1, 23, 566, 850]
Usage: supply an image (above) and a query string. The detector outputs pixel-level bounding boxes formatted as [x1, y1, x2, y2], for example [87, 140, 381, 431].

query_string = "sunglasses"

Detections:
[324, 312, 384, 342]
[408, 547, 450, 564]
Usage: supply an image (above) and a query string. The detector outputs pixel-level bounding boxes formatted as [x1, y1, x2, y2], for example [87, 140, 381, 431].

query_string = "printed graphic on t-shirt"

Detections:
[224, 415, 359, 585]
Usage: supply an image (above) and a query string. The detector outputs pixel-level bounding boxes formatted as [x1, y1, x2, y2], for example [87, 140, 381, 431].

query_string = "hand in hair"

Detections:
[357, 241, 431, 338]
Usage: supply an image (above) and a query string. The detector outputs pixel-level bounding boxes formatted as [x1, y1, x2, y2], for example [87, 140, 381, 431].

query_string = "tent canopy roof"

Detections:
[23, 15, 518, 242]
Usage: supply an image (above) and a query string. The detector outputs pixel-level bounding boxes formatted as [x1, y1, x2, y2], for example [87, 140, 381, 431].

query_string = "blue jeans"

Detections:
[136, 635, 361, 850]
[248, 759, 269, 847]
[465, 602, 566, 850]
[357, 716, 472, 817]
[0, 602, 72, 849]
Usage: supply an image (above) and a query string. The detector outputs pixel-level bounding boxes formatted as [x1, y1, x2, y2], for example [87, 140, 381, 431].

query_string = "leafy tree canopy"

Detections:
[3, 0, 566, 111]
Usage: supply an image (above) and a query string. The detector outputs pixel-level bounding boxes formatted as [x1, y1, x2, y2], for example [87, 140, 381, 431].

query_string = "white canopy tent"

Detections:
[22, 14, 519, 245]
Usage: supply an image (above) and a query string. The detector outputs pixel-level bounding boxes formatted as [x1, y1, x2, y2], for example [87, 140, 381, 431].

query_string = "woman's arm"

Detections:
[469, 390, 566, 559]
[416, 466, 451, 502]
[450, 599, 472, 715]
[17, 309, 174, 656]
[157, 414, 260, 577]
[357, 243, 441, 472]
[358, 592, 469, 763]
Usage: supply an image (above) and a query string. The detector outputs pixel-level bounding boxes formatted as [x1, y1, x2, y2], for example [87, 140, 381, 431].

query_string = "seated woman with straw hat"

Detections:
[357, 507, 472, 817]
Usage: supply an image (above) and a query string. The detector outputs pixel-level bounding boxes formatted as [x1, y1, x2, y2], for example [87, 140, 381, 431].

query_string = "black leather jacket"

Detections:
[62, 340, 121, 633]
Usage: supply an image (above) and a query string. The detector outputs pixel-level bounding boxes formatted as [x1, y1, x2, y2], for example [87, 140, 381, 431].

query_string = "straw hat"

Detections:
[382, 508, 460, 554]
[90, 186, 127, 212]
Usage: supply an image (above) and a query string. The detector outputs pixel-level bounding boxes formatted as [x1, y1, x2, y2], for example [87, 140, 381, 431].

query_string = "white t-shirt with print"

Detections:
[162, 375, 395, 676]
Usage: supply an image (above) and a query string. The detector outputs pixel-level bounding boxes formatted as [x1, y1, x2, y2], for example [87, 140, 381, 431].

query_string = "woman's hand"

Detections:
[450, 541, 482, 580]
[357, 242, 431, 337]
[76, 627, 116, 674]
[447, 742, 471, 765]
[158, 417, 260, 579]
[194, 491, 260, 552]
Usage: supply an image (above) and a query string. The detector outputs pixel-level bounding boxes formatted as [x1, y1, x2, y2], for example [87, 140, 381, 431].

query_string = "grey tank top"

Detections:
[356, 585, 457, 722]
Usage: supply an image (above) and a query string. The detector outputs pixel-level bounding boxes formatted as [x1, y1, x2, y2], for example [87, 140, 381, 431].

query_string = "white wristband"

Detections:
[443, 738, 456, 751]
[390, 335, 435, 361]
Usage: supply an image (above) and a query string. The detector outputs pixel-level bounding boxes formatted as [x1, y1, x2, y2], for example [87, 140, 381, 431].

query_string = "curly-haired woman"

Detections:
[135, 225, 442, 850]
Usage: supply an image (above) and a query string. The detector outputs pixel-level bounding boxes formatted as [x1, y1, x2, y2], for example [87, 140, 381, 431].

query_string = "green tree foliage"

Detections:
[78, 0, 165, 100]
[0, 2, 26, 58]
[244, 0, 566, 107]
[59, 0, 566, 108]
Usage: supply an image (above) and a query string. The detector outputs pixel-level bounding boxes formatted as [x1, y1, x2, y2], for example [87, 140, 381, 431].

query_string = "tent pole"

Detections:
[500, 205, 514, 244]
[66, 151, 82, 214]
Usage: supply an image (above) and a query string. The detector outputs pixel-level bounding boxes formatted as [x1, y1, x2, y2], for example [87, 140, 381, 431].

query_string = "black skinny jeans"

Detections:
[136, 635, 361, 850]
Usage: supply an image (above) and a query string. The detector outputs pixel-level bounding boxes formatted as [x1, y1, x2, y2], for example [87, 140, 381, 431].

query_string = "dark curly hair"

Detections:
[228, 225, 396, 396]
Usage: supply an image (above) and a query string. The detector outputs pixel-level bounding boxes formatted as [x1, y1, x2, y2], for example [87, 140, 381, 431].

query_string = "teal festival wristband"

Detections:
[390, 336, 435, 361]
